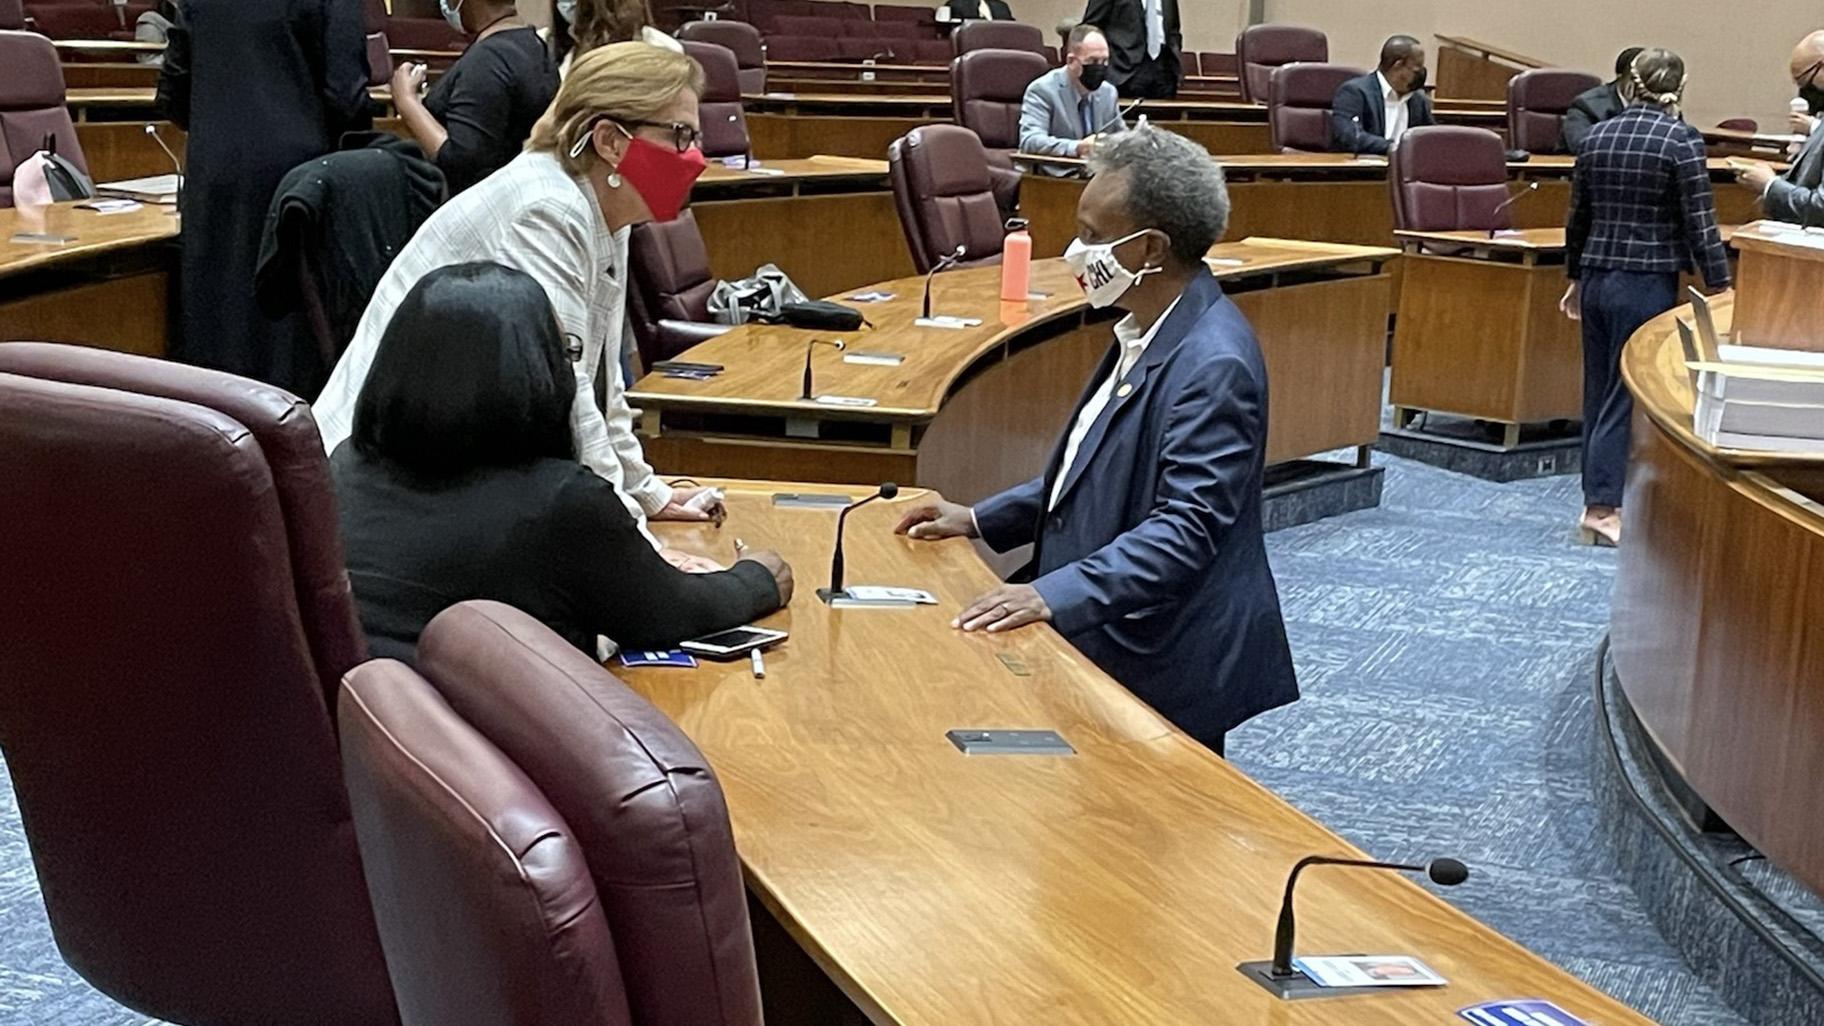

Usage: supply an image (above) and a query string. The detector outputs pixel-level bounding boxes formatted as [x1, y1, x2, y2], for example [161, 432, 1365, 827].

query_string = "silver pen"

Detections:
[750, 647, 766, 680]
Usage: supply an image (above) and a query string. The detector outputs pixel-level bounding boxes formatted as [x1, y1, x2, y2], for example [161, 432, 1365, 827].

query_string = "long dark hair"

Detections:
[351, 262, 576, 479]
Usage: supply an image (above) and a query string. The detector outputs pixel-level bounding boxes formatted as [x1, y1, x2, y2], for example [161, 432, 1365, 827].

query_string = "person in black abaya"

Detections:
[157, 0, 372, 396]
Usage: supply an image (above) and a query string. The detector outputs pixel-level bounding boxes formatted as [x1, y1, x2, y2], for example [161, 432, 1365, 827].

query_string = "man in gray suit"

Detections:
[1736, 30, 1824, 226]
[1019, 23, 1125, 176]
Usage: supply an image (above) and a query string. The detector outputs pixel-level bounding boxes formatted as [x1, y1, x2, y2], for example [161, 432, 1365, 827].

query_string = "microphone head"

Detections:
[144, 124, 156, 136]
[1427, 858, 1469, 886]
[879, 482, 899, 500]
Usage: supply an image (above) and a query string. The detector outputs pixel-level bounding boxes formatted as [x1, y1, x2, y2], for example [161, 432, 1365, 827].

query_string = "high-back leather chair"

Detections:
[0, 0, 24, 31]
[953, 19, 1043, 57]
[1266, 62, 1361, 153]
[1506, 68, 1601, 154]
[1233, 23, 1326, 104]
[411, 601, 765, 1026]
[0, 348, 396, 1026]
[363, 0, 393, 87]
[889, 124, 1007, 273]
[682, 39, 752, 163]
[952, 47, 1048, 151]
[1389, 125, 1513, 232]
[340, 662, 635, 1026]
[679, 19, 766, 93]
[0, 30, 88, 208]
[626, 209, 733, 367]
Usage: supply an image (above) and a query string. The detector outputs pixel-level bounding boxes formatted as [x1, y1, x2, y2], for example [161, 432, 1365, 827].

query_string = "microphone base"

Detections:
[817, 587, 920, 608]
[1234, 961, 1385, 1001]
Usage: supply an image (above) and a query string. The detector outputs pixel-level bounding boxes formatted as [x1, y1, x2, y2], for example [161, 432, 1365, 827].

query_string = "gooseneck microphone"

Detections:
[800, 338, 846, 400]
[1097, 96, 1144, 135]
[1270, 856, 1469, 978]
[921, 244, 967, 320]
[1487, 180, 1539, 238]
[820, 482, 899, 603]
[145, 123, 184, 216]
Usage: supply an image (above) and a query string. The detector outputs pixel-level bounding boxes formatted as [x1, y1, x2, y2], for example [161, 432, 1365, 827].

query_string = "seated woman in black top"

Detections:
[331, 261, 793, 663]
[391, 0, 559, 195]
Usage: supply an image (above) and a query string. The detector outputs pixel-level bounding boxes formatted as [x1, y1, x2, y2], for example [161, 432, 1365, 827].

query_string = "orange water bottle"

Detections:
[1000, 217, 1032, 303]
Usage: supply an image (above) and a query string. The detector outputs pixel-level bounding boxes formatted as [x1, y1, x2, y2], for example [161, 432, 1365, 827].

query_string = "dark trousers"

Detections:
[1117, 54, 1179, 99]
[1577, 268, 1678, 507]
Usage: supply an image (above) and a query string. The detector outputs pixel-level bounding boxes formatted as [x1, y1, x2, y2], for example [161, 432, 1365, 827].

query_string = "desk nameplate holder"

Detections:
[843, 351, 903, 367]
[772, 493, 856, 509]
[945, 729, 1074, 756]
[914, 315, 983, 330]
[1234, 962, 1383, 1001]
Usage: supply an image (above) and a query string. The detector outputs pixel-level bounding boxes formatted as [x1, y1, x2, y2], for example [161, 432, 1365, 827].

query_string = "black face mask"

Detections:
[1800, 61, 1824, 114]
[1407, 66, 1428, 93]
[1079, 63, 1109, 91]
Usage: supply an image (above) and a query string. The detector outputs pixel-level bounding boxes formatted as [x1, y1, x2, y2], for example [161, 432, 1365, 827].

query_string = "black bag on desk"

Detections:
[37, 134, 95, 201]
[778, 300, 865, 332]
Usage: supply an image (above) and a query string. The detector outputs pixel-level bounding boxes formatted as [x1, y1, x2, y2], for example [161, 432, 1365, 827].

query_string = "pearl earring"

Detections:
[606, 170, 623, 188]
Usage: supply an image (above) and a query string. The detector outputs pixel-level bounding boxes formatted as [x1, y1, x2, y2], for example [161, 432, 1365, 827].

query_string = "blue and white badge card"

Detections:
[1293, 955, 1445, 987]
[618, 650, 699, 669]
[1459, 999, 1591, 1026]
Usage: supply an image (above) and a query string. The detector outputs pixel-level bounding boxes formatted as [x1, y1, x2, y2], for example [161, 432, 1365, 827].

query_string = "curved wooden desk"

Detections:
[623, 483, 1659, 1025]
[1611, 296, 1824, 895]
[0, 202, 179, 357]
[630, 238, 1395, 508]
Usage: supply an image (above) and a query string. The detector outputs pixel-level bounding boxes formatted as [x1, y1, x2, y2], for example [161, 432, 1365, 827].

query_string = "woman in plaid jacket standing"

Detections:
[1561, 48, 1731, 547]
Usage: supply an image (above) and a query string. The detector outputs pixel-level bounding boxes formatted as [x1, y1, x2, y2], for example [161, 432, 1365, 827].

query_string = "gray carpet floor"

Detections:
[0, 451, 1748, 1025]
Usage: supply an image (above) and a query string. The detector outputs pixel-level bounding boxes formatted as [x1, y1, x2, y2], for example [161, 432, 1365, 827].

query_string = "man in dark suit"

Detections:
[942, 0, 1013, 20]
[893, 125, 1298, 756]
[1082, 0, 1181, 100]
[1734, 30, 1824, 226]
[1563, 47, 1644, 154]
[1330, 34, 1433, 155]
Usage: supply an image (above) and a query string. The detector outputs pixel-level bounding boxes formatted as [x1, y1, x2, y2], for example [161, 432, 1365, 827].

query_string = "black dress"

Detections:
[423, 26, 559, 196]
[330, 446, 782, 663]
[157, 0, 371, 396]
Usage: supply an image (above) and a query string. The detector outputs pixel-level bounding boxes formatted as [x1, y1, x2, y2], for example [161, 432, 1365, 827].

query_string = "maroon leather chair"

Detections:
[762, 33, 836, 61]
[626, 209, 732, 367]
[767, 12, 842, 36]
[952, 47, 1048, 151]
[385, 14, 467, 52]
[412, 601, 765, 1026]
[341, 662, 635, 1026]
[873, 2, 939, 38]
[680, 18, 766, 93]
[0, 29, 87, 208]
[889, 124, 1007, 273]
[362, 0, 393, 87]
[0, 348, 396, 1026]
[1717, 117, 1759, 132]
[953, 19, 1043, 57]
[1233, 23, 1326, 104]
[1266, 62, 1361, 153]
[1506, 68, 1601, 154]
[21, 1, 118, 37]
[908, 38, 952, 64]
[681, 40, 751, 162]
[1389, 125, 1513, 232]
[834, 35, 899, 61]
[0, 0, 24, 30]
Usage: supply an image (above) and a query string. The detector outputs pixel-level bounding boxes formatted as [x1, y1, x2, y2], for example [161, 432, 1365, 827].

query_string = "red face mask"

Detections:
[616, 136, 706, 222]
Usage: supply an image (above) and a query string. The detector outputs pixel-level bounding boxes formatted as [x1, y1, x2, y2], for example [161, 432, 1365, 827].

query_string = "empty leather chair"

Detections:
[767, 12, 843, 37]
[413, 600, 765, 1026]
[626, 209, 733, 366]
[909, 38, 953, 64]
[1233, 23, 1326, 104]
[762, 33, 836, 61]
[362, 0, 393, 87]
[889, 124, 1007, 273]
[340, 662, 635, 1026]
[873, 2, 940, 37]
[1266, 62, 1362, 153]
[20, 1, 119, 38]
[1506, 68, 1601, 154]
[835, 35, 899, 61]
[1717, 117, 1759, 132]
[680, 19, 766, 93]
[953, 19, 1044, 57]
[952, 47, 1049, 151]
[681, 40, 751, 162]
[1389, 125, 1513, 232]
[0, 30, 88, 208]
[0, 351, 396, 1026]
[0, 0, 23, 30]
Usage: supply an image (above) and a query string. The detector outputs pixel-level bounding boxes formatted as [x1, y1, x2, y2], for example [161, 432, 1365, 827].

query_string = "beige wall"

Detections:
[1009, 0, 1249, 53]
[1263, 0, 1817, 130]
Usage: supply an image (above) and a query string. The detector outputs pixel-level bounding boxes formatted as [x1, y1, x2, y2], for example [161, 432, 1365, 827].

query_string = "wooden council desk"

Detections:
[630, 239, 1394, 506]
[619, 482, 1660, 1026]
[0, 202, 178, 357]
[1612, 264, 1824, 897]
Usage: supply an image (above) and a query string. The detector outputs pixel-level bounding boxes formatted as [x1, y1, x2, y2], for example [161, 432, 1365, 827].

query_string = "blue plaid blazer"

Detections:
[1566, 104, 1731, 288]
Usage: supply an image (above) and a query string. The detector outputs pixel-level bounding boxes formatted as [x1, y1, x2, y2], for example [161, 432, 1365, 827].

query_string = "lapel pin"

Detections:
[1116, 383, 1134, 399]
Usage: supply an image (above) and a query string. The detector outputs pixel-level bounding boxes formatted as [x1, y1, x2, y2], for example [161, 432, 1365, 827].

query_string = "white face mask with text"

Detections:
[1063, 229, 1160, 308]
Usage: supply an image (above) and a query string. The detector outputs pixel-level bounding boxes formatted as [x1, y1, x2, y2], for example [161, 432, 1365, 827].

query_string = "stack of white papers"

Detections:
[97, 174, 180, 204]
[1691, 344, 1824, 453]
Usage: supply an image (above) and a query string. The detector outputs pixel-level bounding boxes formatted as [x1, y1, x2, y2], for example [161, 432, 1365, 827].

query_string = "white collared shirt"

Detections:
[1378, 70, 1412, 144]
[1048, 296, 1181, 509]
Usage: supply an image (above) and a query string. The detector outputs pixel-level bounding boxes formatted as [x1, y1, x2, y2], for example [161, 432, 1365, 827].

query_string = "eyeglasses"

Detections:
[621, 119, 703, 153]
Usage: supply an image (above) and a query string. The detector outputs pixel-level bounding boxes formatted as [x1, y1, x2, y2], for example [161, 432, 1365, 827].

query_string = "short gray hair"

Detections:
[1087, 125, 1230, 266]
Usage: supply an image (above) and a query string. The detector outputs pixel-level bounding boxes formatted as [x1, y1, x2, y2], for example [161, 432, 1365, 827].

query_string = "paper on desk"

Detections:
[1293, 955, 1445, 988]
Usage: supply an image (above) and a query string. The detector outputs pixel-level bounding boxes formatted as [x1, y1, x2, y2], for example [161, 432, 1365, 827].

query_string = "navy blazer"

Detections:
[974, 271, 1298, 746]
[1329, 72, 1435, 156]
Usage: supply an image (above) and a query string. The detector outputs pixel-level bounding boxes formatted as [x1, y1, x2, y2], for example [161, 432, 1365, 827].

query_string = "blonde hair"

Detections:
[571, 0, 655, 57]
[1625, 48, 1687, 111]
[529, 42, 704, 175]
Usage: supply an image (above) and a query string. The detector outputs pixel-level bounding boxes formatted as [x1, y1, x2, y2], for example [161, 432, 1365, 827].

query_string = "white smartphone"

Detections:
[679, 625, 788, 660]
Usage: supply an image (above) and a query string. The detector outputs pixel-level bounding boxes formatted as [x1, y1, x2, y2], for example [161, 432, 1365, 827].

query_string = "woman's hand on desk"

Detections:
[954, 584, 1051, 633]
[894, 498, 978, 540]
[655, 486, 723, 522]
